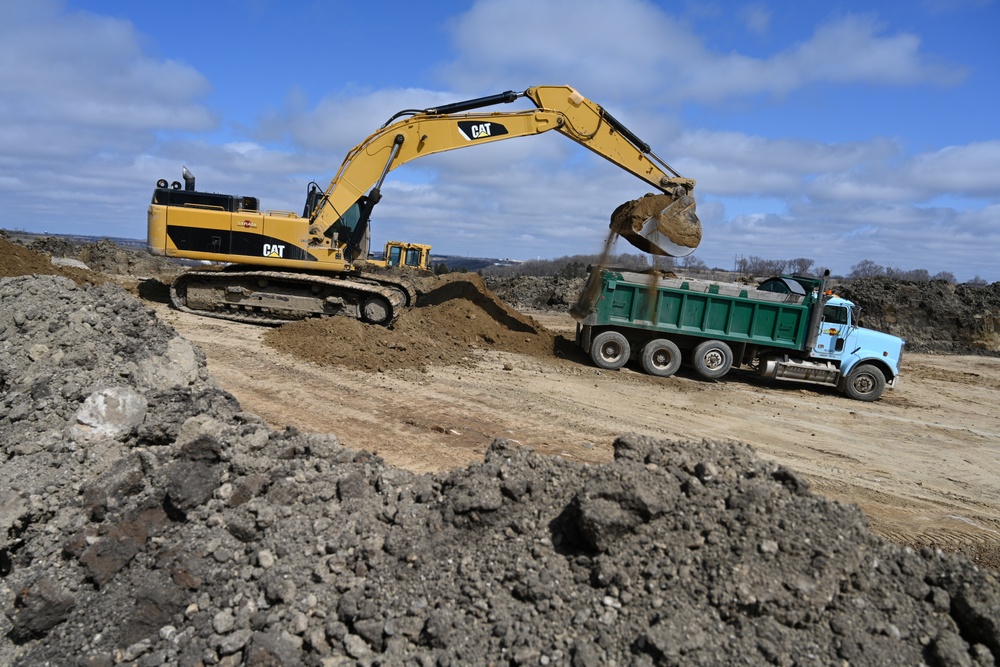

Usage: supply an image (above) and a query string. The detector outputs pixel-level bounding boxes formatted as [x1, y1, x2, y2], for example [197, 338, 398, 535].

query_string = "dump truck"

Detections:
[574, 269, 904, 401]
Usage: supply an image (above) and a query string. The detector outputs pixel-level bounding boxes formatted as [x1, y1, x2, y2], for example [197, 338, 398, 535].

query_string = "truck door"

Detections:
[812, 304, 849, 359]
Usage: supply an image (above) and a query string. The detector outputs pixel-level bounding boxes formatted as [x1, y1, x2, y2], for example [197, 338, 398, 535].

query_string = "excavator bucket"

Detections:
[610, 190, 701, 257]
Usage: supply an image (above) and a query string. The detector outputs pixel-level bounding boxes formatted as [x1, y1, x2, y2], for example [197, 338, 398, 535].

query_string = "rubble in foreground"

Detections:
[1, 276, 999, 666]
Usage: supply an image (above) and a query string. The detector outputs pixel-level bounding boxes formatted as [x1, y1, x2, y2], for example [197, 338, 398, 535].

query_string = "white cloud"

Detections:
[741, 4, 772, 35]
[673, 130, 901, 196]
[0, 2, 213, 142]
[677, 14, 964, 102]
[262, 87, 455, 156]
[440, 1, 965, 106]
[694, 199, 997, 281]
[903, 141, 1000, 195]
[0, 1, 214, 237]
[439, 0, 701, 99]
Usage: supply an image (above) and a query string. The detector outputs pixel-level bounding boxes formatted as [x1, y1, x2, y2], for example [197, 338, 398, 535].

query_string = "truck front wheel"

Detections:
[641, 339, 682, 377]
[843, 364, 886, 401]
[591, 331, 630, 370]
[691, 340, 733, 380]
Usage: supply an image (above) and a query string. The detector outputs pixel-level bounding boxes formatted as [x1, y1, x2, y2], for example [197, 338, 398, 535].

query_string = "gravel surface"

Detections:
[2, 267, 999, 665]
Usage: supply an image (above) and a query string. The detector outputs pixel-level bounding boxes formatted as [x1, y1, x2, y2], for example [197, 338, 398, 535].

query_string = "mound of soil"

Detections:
[2, 243, 1000, 665]
[3, 275, 1000, 666]
[841, 277, 1000, 354]
[0, 237, 101, 285]
[265, 274, 557, 372]
[484, 275, 589, 312]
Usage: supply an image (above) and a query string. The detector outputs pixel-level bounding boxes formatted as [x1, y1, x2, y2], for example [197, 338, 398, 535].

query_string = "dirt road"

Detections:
[152, 303, 1000, 568]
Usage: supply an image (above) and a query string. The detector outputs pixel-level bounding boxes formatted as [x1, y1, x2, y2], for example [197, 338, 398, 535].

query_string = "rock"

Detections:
[5, 577, 76, 642]
[70, 387, 148, 443]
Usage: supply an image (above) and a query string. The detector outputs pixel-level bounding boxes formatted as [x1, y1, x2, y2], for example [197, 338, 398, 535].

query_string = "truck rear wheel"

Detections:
[843, 363, 886, 401]
[591, 331, 630, 370]
[691, 340, 733, 380]
[640, 339, 682, 377]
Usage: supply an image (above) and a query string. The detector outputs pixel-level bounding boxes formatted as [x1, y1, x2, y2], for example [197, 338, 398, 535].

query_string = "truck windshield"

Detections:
[822, 305, 849, 325]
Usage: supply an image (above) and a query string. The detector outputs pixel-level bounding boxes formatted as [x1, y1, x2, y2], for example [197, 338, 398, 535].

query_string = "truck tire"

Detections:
[591, 331, 630, 370]
[691, 339, 733, 380]
[843, 363, 886, 401]
[640, 338, 682, 377]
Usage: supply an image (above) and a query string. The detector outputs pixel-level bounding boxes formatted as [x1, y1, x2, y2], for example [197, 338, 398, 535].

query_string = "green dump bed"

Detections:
[587, 270, 814, 351]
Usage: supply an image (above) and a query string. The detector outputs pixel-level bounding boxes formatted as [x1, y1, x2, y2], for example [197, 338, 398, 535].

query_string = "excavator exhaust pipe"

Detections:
[610, 181, 701, 257]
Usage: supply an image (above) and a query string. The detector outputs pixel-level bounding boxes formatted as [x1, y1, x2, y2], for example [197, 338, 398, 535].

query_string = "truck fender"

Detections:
[839, 356, 895, 384]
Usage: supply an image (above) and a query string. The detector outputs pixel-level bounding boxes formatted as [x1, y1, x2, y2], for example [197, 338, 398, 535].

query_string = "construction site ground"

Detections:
[152, 300, 1000, 569]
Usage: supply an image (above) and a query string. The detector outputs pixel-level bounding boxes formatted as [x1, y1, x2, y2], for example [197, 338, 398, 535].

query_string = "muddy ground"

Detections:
[2, 234, 1000, 666]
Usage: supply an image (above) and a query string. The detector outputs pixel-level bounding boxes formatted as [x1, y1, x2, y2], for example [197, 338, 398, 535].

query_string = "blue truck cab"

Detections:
[800, 293, 904, 399]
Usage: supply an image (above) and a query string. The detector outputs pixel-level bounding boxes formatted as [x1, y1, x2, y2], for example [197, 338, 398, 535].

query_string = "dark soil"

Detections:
[0, 237, 103, 285]
[265, 272, 555, 372]
[2, 237, 999, 666]
[841, 277, 1000, 354]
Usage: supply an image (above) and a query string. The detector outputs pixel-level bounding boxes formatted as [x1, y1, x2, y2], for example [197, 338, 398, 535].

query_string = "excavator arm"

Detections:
[308, 85, 700, 260]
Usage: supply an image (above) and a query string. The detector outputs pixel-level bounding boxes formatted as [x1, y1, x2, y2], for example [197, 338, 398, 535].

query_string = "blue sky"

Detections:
[1, 0, 997, 281]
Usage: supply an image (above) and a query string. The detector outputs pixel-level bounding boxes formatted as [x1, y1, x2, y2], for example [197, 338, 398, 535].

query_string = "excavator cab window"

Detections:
[327, 200, 363, 242]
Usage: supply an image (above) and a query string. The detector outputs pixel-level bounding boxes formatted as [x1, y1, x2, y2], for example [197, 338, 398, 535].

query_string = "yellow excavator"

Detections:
[147, 85, 700, 325]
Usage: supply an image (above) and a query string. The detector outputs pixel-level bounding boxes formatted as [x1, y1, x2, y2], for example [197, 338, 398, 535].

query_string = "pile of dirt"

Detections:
[484, 275, 589, 312]
[3, 275, 1000, 666]
[0, 237, 102, 285]
[77, 239, 185, 278]
[264, 274, 557, 372]
[841, 277, 1000, 354]
[6, 233, 184, 280]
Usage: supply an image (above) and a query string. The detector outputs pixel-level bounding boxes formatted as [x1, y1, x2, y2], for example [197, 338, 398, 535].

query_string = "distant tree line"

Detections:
[734, 255, 818, 278]
[479, 252, 681, 279]
[846, 259, 966, 284]
[477, 251, 989, 286]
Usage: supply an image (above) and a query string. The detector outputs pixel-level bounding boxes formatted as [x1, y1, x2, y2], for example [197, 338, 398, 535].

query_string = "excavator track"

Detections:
[170, 268, 416, 326]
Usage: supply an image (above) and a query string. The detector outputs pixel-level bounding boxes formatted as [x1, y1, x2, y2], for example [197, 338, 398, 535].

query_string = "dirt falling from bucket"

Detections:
[569, 230, 619, 321]
[640, 263, 662, 323]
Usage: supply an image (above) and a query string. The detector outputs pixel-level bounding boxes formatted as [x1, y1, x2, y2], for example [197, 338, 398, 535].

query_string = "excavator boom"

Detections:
[308, 85, 699, 258]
